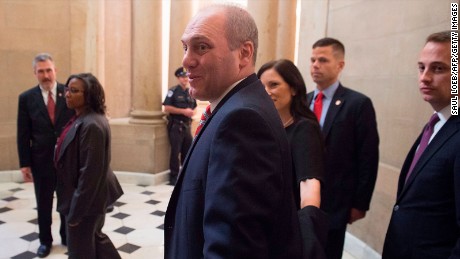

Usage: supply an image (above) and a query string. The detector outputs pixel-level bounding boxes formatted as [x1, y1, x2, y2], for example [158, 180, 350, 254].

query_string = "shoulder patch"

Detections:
[167, 90, 174, 97]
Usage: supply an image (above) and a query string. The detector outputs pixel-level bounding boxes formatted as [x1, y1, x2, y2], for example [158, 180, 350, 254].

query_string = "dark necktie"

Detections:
[405, 113, 440, 183]
[313, 91, 324, 122]
[194, 105, 211, 137]
[47, 91, 55, 125]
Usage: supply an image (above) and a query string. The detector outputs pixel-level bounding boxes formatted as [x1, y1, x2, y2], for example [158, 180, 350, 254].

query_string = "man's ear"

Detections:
[239, 41, 254, 67]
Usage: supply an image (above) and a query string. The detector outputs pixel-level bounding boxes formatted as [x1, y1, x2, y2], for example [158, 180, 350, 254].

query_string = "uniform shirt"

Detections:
[163, 85, 197, 122]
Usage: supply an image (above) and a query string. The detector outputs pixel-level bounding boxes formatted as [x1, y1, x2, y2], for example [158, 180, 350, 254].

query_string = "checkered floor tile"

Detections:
[0, 181, 173, 258]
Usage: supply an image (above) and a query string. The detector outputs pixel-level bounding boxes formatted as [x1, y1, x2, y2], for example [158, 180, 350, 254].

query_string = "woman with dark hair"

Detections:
[258, 59, 327, 259]
[54, 73, 123, 258]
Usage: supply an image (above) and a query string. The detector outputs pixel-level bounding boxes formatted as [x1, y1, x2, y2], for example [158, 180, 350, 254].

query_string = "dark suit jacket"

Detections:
[383, 114, 460, 259]
[165, 74, 303, 259]
[307, 84, 379, 229]
[17, 83, 75, 177]
[54, 112, 123, 225]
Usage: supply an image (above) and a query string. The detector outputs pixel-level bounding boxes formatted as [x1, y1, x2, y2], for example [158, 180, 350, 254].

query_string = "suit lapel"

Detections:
[57, 116, 82, 162]
[174, 74, 258, 186]
[322, 85, 346, 137]
[399, 115, 460, 199]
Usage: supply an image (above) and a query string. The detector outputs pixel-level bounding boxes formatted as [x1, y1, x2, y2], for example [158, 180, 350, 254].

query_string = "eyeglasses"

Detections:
[65, 87, 84, 94]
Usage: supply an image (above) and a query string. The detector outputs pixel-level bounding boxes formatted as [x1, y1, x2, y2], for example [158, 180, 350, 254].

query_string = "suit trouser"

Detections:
[67, 214, 121, 259]
[33, 175, 66, 245]
[325, 226, 346, 259]
[167, 121, 192, 176]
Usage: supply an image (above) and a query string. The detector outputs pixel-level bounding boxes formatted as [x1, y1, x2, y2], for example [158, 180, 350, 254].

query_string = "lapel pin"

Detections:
[335, 100, 342, 106]
[59, 93, 62, 97]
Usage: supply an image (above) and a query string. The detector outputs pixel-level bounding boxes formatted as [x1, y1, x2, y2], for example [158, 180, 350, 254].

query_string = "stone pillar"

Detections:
[275, 0, 297, 60]
[130, 0, 163, 125]
[248, 0, 297, 69]
[104, 0, 132, 118]
[168, 0, 194, 88]
[248, 0, 279, 68]
[109, 0, 169, 176]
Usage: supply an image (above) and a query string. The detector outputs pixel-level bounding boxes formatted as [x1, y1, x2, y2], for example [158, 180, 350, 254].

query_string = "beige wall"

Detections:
[0, 0, 458, 254]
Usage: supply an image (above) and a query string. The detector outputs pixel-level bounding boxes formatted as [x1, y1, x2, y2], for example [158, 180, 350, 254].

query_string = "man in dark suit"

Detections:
[165, 5, 302, 259]
[307, 38, 379, 259]
[383, 31, 460, 259]
[17, 53, 75, 257]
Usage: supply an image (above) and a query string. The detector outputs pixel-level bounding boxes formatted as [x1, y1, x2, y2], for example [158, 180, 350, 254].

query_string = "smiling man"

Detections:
[164, 4, 302, 259]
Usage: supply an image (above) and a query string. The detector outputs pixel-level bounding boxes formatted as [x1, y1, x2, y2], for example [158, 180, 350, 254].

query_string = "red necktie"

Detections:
[405, 113, 440, 183]
[194, 105, 211, 137]
[313, 91, 324, 122]
[47, 91, 55, 125]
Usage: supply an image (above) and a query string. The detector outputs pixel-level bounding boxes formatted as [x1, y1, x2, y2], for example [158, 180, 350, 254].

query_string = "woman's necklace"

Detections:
[283, 117, 294, 128]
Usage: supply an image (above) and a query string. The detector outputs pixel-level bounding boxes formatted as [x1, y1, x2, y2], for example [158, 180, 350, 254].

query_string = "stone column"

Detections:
[248, 0, 279, 68]
[130, 0, 163, 125]
[109, 0, 169, 177]
[104, 0, 132, 118]
[168, 0, 194, 88]
[275, 0, 296, 60]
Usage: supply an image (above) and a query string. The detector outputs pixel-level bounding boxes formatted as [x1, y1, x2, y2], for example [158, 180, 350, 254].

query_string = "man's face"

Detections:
[418, 41, 451, 111]
[34, 60, 57, 91]
[177, 76, 189, 88]
[181, 11, 241, 101]
[310, 46, 344, 90]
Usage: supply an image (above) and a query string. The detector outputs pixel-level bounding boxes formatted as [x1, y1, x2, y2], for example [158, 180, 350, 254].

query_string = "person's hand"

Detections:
[20, 167, 33, 182]
[348, 208, 366, 224]
[183, 108, 194, 118]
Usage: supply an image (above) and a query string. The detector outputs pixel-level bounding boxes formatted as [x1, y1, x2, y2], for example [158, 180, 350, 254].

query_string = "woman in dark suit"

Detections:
[54, 73, 123, 259]
[258, 59, 328, 259]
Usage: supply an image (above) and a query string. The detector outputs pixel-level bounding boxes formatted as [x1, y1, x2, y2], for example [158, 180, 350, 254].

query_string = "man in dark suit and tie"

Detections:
[165, 4, 302, 259]
[17, 53, 75, 257]
[307, 38, 380, 259]
[383, 31, 459, 259]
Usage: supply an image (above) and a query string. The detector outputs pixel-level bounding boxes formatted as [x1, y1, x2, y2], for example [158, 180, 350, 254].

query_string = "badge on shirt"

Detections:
[167, 90, 174, 97]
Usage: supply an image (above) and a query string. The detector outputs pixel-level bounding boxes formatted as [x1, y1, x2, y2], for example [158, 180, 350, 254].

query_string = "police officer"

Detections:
[163, 67, 197, 185]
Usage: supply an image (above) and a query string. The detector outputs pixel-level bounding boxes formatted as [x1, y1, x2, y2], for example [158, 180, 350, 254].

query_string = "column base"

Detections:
[129, 110, 165, 125]
[110, 118, 169, 174]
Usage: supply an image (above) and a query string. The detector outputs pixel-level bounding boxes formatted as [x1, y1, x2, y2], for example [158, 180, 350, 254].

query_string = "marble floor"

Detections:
[0, 171, 372, 259]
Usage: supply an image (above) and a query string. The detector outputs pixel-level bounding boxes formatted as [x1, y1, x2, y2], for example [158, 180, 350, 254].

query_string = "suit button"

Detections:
[393, 205, 399, 211]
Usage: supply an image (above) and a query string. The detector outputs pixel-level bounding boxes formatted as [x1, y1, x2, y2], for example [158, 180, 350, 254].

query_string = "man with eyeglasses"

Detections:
[17, 53, 75, 258]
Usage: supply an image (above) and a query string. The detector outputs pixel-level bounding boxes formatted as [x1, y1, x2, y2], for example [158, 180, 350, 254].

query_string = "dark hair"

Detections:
[257, 59, 317, 122]
[65, 73, 106, 115]
[426, 31, 451, 44]
[312, 37, 345, 58]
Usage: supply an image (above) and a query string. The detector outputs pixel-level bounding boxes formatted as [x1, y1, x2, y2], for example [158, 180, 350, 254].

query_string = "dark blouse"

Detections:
[285, 117, 325, 209]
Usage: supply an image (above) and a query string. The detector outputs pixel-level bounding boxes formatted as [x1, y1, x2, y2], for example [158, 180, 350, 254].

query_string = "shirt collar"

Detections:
[436, 105, 452, 123]
[210, 77, 245, 112]
[314, 81, 340, 100]
[39, 82, 57, 95]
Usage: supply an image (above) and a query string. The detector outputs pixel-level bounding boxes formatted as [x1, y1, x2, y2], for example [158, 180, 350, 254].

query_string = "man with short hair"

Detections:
[165, 4, 302, 258]
[17, 53, 75, 257]
[307, 37, 380, 259]
[383, 31, 460, 259]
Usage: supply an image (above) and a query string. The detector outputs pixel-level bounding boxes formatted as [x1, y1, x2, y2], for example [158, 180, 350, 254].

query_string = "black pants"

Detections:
[325, 226, 347, 259]
[33, 175, 66, 246]
[167, 121, 192, 176]
[67, 214, 120, 259]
